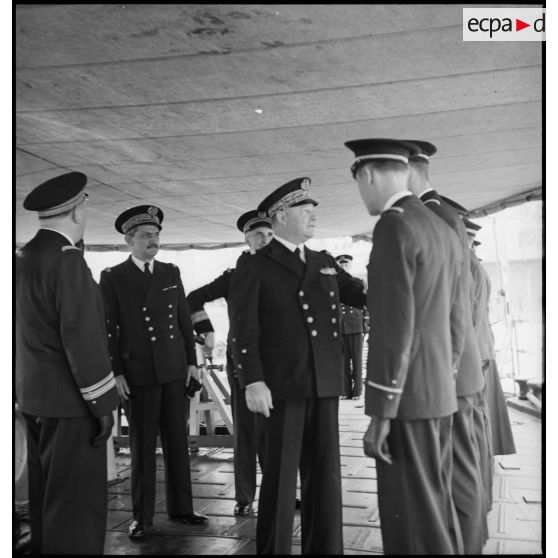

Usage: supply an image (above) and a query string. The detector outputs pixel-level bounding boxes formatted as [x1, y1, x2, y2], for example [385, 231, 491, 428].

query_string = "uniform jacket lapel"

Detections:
[300, 247, 321, 290]
[266, 238, 304, 278]
[124, 256, 152, 303]
[144, 260, 169, 305]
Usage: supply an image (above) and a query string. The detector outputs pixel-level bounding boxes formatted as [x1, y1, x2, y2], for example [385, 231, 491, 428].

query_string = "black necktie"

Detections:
[294, 247, 305, 266]
[144, 262, 151, 275]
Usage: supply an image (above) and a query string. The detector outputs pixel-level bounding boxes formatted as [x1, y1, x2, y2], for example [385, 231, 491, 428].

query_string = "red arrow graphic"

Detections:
[516, 18, 530, 31]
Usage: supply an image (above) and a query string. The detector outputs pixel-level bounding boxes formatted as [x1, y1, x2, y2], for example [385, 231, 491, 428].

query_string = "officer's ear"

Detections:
[275, 209, 288, 226]
[71, 201, 86, 226]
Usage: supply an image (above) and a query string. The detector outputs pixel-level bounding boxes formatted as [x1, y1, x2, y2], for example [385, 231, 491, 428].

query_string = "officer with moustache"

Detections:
[345, 139, 465, 555]
[99, 206, 207, 539]
[16, 172, 119, 554]
[228, 178, 366, 554]
[406, 140, 488, 552]
[187, 210, 274, 516]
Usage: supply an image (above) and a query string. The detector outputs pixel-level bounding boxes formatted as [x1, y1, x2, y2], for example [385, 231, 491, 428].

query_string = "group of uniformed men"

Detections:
[15, 137, 515, 555]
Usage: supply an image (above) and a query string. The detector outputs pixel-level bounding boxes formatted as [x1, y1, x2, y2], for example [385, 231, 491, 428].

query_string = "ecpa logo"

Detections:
[463, 8, 545, 41]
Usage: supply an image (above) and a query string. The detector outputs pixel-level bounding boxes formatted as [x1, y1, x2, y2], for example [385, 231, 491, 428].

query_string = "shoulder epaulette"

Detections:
[383, 206, 404, 215]
[104, 267, 112, 272]
[61, 245, 81, 252]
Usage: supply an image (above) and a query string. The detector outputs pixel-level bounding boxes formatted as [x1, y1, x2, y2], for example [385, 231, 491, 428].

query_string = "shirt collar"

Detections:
[274, 235, 306, 262]
[383, 190, 413, 212]
[39, 227, 74, 246]
[131, 254, 154, 273]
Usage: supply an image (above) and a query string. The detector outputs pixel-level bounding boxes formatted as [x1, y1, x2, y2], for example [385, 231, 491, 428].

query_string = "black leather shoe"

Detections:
[128, 520, 145, 539]
[169, 512, 209, 525]
[234, 503, 254, 516]
[295, 497, 301, 510]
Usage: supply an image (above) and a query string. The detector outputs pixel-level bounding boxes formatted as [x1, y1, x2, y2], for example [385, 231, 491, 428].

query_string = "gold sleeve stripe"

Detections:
[191, 310, 209, 324]
[80, 372, 116, 400]
[366, 379, 403, 394]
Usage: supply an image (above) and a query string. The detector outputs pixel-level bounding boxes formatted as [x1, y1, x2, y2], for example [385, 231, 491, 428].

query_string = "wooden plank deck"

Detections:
[101, 400, 541, 555]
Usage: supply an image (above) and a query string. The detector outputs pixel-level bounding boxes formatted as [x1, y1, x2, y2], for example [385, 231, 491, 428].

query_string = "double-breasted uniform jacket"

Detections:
[365, 195, 466, 420]
[228, 239, 366, 400]
[470, 251, 495, 361]
[420, 189, 485, 397]
[16, 229, 118, 418]
[99, 257, 197, 386]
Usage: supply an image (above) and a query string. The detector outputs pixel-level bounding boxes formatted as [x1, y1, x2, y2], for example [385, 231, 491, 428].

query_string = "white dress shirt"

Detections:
[131, 255, 154, 273]
[274, 235, 306, 263]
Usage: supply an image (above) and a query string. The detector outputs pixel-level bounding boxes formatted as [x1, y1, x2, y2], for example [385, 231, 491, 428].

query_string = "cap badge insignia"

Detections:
[147, 206, 158, 216]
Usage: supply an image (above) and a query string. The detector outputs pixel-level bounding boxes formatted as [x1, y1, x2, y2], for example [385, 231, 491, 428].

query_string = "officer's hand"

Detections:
[115, 375, 130, 401]
[245, 381, 274, 417]
[363, 416, 392, 464]
[93, 413, 114, 447]
[187, 365, 200, 384]
[202, 332, 215, 353]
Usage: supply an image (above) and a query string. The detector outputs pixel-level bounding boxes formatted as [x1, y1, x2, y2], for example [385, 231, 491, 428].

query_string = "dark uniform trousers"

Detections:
[376, 416, 463, 555]
[474, 376, 494, 512]
[342, 332, 363, 397]
[452, 395, 489, 553]
[256, 397, 342, 555]
[420, 190, 489, 551]
[24, 414, 108, 555]
[227, 365, 264, 506]
[187, 265, 264, 507]
[123, 379, 193, 525]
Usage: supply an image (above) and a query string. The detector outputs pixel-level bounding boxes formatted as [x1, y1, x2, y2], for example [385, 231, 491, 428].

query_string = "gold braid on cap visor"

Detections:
[268, 189, 309, 218]
[122, 214, 160, 234]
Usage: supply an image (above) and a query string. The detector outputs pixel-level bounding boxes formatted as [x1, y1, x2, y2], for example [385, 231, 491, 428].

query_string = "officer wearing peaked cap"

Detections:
[407, 140, 489, 553]
[334, 255, 369, 400]
[99, 205, 208, 539]
[467, 220, 516, 478]
[16, 172, 119, 554]
[345, 138, 465, 554]
[228, 177, 366, 554]
[186, 209, 273, 517]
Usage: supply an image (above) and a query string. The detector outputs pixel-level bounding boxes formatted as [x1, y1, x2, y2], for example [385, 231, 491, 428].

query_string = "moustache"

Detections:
[147, 244, 159, 249]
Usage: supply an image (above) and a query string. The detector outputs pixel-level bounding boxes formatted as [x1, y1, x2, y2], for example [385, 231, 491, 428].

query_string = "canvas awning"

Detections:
[15, 4, 542, 248]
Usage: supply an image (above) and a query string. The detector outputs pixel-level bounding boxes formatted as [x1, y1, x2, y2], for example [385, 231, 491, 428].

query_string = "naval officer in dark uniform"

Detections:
[228, 178, 366, 554]
[186, 210, 273, 516]
[16, 172, 119, 554]
[345, 138, 465, 554]
[407, 140, 488, 552]
[334, 254, 368, 400]
[99, 205, 207, 539]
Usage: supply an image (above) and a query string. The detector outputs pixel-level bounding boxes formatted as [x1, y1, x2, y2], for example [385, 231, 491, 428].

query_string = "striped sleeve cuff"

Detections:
[191, 310, 210, 325]
[366, 379, 403, 394]
[80, 372, 116, 401]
